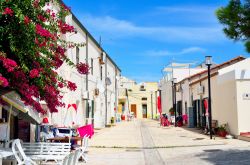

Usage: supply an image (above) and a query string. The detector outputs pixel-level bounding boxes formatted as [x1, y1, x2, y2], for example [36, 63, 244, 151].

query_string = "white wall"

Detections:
[48, 10, 120, 128]
[236, 80, 250, 135]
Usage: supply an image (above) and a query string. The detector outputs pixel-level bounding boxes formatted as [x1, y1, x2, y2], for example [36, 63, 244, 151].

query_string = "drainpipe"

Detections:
[115, 69, 118, 122]
[151, 92, 153, 119]
[155, 91, 157, 115]
[85, 33, 89, 124]
[105, 54, 108, 126]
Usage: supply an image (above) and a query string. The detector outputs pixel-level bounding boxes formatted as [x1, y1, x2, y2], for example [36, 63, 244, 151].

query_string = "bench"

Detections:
[23, 142, 71, 163]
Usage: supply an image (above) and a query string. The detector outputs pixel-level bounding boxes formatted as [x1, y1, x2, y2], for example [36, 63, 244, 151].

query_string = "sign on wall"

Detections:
[242, 93, 250, 100]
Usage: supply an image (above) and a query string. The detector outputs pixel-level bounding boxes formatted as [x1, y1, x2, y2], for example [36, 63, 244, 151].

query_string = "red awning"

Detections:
[203, 99, 208, 116]
[67, 103, 77, 111]
[157, 96, 162, 114]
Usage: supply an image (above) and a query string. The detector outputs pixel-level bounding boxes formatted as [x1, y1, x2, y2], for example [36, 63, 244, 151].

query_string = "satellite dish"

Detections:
[105, 77, 111, 86]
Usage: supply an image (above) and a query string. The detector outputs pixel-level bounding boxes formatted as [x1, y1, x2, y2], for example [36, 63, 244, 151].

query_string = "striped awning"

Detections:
[0, 90, 41, 124]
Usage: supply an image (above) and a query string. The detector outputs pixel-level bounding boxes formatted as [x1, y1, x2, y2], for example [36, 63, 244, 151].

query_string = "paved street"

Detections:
[83, 119, 250, 165]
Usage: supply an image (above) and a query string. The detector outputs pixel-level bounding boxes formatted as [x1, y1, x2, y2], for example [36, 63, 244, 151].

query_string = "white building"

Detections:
[217, 58, 250, 136]
[175, 56, 247, 136]
[45, 4, 121, 129]
[159, 63, 205, 114]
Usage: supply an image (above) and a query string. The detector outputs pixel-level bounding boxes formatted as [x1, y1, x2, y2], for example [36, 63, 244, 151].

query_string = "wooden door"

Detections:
[131, 104, 137, 118]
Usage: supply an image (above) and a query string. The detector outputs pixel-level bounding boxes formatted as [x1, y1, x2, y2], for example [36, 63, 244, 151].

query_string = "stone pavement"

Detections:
[80, 119, 250, 165]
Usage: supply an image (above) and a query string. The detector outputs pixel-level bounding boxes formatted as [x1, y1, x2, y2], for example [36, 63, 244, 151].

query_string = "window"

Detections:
[91, 58, 93, 75]
[142, 97, 147, 101]
[185, 102, 187, 114]
[140, 85, 146, 91]
[76, 47, 79, 64]
[100, 66, 103, 80]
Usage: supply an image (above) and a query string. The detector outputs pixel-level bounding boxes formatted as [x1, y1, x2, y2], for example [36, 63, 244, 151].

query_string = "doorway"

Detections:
[192, 100, 202, 128]
[131, 104, 137, 118]
[142, 104, 147, 118]
[177, 101, 182, 116]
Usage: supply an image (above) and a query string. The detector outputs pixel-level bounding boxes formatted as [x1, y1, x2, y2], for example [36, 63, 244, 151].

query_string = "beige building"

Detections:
[118, 81, 159, 119]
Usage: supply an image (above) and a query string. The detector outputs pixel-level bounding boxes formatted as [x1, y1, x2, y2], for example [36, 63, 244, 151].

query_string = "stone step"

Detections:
[238, 135, 250, 142]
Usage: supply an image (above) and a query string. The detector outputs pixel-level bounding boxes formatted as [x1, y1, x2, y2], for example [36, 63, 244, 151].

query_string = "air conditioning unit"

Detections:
[82, 91, 89, 99]
[99, 52, 106, 65]
[94, 88, 99, 96]
[197, 85, 204, 95]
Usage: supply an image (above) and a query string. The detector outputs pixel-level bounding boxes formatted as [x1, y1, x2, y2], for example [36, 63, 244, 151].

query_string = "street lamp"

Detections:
[172, 78, 177, 127]
[205, 56, 213, 139]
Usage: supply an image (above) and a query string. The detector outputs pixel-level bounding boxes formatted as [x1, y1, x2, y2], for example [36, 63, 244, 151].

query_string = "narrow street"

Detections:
[84, 119, 250, 165]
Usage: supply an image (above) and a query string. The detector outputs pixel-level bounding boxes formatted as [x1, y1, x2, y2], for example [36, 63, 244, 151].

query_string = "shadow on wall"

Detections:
[196, 149, 250, 165]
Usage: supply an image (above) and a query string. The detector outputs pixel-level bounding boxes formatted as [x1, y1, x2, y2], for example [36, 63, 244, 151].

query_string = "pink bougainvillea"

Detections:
[0, 0, 88, 114]
[76, 62, 90, 74]
[24, 16, 31, 25]
[2, 7, 13, 16]
[0, 76, 9, 87]
[36, 24, 52, 38]
[2, 58, 17, 72]
[67, 81, 77, 91]
[29, 69, 40, 78]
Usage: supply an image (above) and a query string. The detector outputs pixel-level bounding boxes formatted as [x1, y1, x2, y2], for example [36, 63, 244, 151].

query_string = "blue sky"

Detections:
[64, 0, 249, 82]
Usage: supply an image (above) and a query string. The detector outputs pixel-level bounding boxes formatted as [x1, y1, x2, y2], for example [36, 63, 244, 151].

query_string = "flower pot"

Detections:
[218, 130, 227, 137]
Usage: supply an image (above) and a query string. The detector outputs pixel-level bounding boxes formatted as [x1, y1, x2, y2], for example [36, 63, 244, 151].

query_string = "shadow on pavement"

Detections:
[196, 149, 250, 165]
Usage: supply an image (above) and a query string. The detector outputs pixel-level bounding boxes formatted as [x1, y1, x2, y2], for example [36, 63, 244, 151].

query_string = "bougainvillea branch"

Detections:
[0, 0, 89, 114]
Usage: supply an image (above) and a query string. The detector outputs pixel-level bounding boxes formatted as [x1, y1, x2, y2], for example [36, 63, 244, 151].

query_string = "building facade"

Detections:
[42, 3, 121, 129]
[118, 80, 159, 119]
[175, 56, 246, 136]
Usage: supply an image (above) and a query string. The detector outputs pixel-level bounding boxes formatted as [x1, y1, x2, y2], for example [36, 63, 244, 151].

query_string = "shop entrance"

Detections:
[131, 104, 137, 118]
[142, 104, 147, 118]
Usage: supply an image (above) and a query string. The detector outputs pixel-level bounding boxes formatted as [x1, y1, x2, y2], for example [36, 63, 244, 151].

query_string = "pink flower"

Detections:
[67, 81, 77, 91]
[29, 69, 40, 78]
[33, 0, 39, 8]
[36, 24, 52, 38]
[3, 7, 13, 16]
[2, 58, 17, 72]
[37, 14, 46, 22]
[61, 4, 71, 12]
[58, 20, 75, 34]
[0, 76, 9, 87]
[24, 16, 30, 25]
[58, 82, 64, 88]
[76, 62, 89, 75]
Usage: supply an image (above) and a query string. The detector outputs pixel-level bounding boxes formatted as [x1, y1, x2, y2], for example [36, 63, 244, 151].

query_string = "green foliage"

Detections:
[218, 124, 227, 131]
[169, 107, 174, 113]
[216, 0, 250, 52]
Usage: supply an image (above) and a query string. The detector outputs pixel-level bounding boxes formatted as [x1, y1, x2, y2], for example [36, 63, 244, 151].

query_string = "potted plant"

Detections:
[111, 117, 115, 124]
[217, 124, 227, 137]
[169, 108, 175, 115]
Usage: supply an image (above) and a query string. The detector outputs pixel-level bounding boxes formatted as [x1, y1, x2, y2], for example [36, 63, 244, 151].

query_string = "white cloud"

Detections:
[145, 47, 206, 57]
[80, 14, 225, 43]
[155, 6, 217, 14]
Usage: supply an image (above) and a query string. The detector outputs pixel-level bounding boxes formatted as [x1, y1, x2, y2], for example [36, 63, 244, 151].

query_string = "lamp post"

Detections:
[172, 78, 177, 127]
[205, 56, 212, 139]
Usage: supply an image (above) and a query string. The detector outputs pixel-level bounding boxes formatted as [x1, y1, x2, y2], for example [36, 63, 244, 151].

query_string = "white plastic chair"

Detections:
[12, 139, 37, 165]
[61, 153, 70, 165]
[65, 149, 81, 165]
[3, 140, 17, 165]
[78, 135, 89, 163]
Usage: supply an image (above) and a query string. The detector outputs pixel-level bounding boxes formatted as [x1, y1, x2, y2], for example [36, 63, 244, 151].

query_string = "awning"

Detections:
[0, 90, 41, 124]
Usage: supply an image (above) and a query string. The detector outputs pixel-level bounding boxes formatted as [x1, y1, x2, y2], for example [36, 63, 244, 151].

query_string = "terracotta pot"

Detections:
[218, 130, 227, 137]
